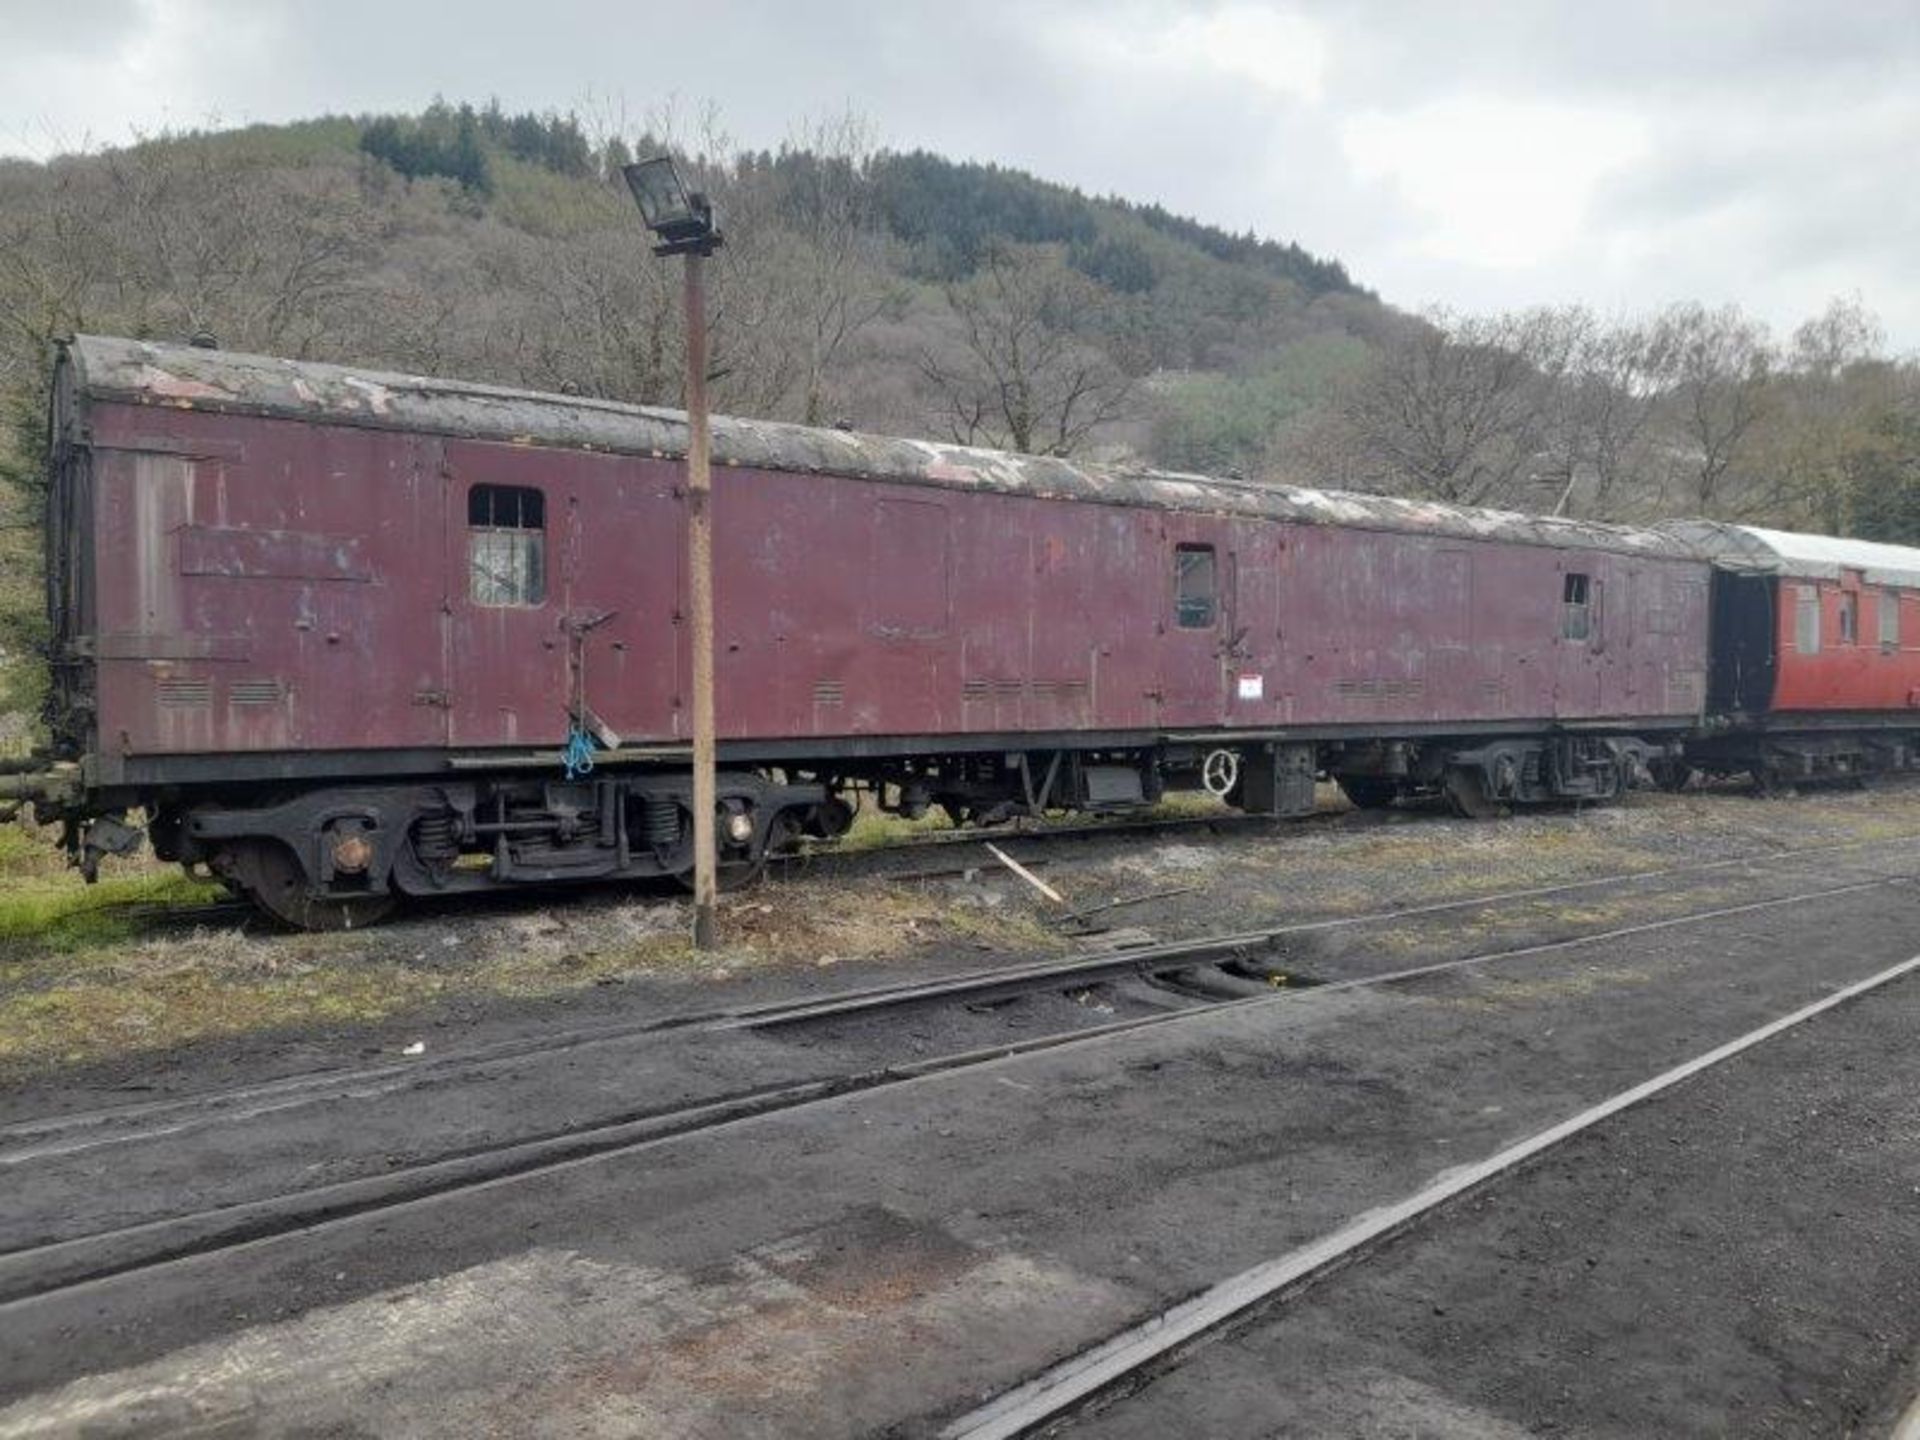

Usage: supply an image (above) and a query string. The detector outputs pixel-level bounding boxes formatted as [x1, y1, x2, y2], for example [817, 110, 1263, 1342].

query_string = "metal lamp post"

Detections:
[622, 156, 725, 949]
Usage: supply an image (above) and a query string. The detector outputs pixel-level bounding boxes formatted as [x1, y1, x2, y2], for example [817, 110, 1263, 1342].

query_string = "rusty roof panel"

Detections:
[65, 335, 1699, 561]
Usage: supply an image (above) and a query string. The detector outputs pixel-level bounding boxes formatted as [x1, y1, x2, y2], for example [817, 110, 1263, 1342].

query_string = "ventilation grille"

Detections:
[1334, 678, 1425, 700]
[156, 678, 211, 708]
[962, 678, 1088, 702]
[1027, 680, 1090, 702]
[812, 679, 844, 706]
[229, 679, 285, 707]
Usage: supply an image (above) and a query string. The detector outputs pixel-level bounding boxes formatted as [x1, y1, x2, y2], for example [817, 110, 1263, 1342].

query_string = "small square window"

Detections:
[468, 484, 546, 607]
[1175, 545, 1216, 629]
[1838, 592, 1857, 645]
[1561, 573, 1591, 641]
[1883, 589, 1903, 648]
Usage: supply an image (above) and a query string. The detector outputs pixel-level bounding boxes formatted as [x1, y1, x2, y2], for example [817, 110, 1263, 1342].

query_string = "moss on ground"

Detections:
[0, 824, 221, 958]
[0, 816, 1068, 1075]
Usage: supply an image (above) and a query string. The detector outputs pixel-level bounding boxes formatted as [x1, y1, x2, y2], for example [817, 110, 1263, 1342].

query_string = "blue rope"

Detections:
[562, 725, 596, 779]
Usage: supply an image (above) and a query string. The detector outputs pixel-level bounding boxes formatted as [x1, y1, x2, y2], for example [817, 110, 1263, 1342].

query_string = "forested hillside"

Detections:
[3, 102, 1919, 731]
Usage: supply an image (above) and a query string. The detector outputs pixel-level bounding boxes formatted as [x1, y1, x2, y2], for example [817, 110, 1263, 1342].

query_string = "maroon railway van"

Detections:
[24, 336, 1712, 926]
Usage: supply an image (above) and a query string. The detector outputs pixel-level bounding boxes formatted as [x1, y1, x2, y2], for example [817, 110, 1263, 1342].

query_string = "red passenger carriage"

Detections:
[1665, 522, 1920, 786]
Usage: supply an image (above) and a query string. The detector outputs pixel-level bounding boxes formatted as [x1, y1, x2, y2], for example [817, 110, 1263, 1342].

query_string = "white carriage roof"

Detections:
[1661, 521, 1920, 588]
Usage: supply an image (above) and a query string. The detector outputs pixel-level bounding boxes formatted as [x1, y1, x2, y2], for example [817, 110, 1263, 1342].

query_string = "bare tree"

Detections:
[1645, 302, 1776, 515]
[765, 112, 902, 426]
[919, 243, 1133, 455]
[1331, 309, 1554, 507]
[1751, 296, 1892, 532]
[0, 158, 121, 372]
[1571, 317, 1668, 518]
[91, 134, 376, 357]
[485, 220, 686, 405]
[1527, 307, 1667, 519]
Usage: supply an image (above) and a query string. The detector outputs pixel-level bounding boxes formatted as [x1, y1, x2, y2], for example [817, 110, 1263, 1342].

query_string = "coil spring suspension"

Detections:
[413, 812, 458, 863]
[639, 796, 681, 849]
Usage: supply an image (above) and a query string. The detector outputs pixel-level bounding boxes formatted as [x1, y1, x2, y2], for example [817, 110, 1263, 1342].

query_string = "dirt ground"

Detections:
[5, 781, 1920, 1436]
[6, 779, 1920, 1100]
[1072, 963, 1920, 1440]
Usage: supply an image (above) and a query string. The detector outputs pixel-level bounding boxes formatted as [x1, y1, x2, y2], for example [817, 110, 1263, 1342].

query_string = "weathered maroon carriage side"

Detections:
[35, 336, 1710, 926]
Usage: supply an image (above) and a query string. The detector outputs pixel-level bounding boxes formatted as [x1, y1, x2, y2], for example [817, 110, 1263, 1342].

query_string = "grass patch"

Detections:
[0, 817, 219, 955]
[0, 859, 1068, 1076]
[0, 822, 57, 879]
[837, 805, 955, 852]
[0, 816, 219, 965]
[1139, 791, 1233, 820]
[0, 870, 218, 948]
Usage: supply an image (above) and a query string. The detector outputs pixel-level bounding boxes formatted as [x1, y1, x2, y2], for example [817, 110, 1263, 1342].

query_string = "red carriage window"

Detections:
[1175, 545, 1217, 628]
[468, 484, 546, 607]
[1838, 592, 1857, 645]
[1881, 590, 1901, 648]
[1795, 586, 1820, 654]
[1560, 573, 1591, 641]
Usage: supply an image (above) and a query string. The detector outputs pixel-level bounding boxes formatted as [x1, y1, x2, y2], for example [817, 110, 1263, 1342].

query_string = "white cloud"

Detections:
[1340, 98, 1652, 269]
[1039, 3, 1329, 111]
[0, 0, 283, 156]
[1158, 5, 1329, 102]
[0, 1, 1914, 347]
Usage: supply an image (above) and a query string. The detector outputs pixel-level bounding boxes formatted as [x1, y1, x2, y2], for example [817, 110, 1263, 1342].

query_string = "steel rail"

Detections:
[0, 869, 1909, 1311]
[4, 829, 1914, 1164]
[939, 947, 1920, 1440]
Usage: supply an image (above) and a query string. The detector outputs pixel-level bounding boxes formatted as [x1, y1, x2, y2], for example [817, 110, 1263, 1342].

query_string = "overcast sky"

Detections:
[4, 0, 1918, 348]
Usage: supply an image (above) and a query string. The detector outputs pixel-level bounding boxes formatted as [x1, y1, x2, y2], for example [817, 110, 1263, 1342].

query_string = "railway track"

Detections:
[7, 825, 1913, 1165]
[10, 825, 1918, 1168]
[0, 860, 1912, 1312]
[939, 946, 1920, 1439]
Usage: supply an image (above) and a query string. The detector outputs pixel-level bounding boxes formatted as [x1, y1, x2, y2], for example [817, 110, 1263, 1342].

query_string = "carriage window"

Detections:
[1795, 585, 1821, 654]
[1883, 589, 1903, 648]
[1561, 573, 1591, 641]
[1175, 545, 1216, 628]
[1838, 592, 1858, 645]
[468, 485, 546, 606]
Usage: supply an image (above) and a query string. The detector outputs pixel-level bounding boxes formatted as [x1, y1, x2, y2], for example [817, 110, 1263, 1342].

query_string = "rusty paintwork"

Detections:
[67, 336, 1697, 561]
[50, 336, 1713, 776]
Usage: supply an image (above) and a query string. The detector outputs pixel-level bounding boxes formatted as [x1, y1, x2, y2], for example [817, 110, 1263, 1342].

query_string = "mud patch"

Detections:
[0, 1213, 1139, 1440]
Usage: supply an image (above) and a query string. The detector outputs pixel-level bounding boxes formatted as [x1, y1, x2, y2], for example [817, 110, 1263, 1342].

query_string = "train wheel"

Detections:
[674, 850, 768, 894]
[229, 840, 398, 931]
[671, 811, 771, 893]
[1443, 768, 1504, 820]
[1648, 758, 1696, 793]
[1335, 776, 1399, 810]
[764, 808, 806, 856]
